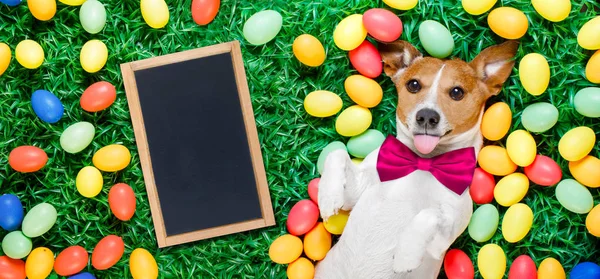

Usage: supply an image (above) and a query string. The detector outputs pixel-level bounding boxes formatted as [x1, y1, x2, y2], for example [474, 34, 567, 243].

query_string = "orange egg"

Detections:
[54, 246, 88, 276]
[586, 204, 600, 237]
[108, 183, 137, 221]
[0, 256, 26, 279]
[303, 223, 332, 261]
[537, 257, 565, 279]
[92, 235, 125, 270]
[8, 146, 48, 173]
[80, 81, 117, 112]
[569, 155, 600, 188]
[481, 102, 512, 141]
[287, 257, 315, 279]
[268, 234, 303, 264]
[477, 146, 517, 176]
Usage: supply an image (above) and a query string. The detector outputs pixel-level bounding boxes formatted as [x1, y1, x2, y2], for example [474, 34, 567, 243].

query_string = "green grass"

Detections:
[1, 0, 599, 278]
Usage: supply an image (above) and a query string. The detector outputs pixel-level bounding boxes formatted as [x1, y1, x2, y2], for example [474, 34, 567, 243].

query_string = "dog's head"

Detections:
[380, 40, 518, 156]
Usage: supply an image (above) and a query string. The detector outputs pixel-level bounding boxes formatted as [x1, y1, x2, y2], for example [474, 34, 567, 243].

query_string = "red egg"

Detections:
[348, 40, 383, 78]
[191, 0, 220, 26]
[8, 146, 48, 173]
[508, 255, 537, 279]
[80, 81, 117, 112]
[443, 249, 474, 279]
[0, 256, 26, 279]
[92, 235, 125, 270]
[54, 246, 88, 276]
[308, 178, 319, 205]
[362, 8, 403, 43]
[469, 168, 496, 204]
[286, 199, 319, 236]
[108, 183, 137, 221]
[524, 155, 562, 186]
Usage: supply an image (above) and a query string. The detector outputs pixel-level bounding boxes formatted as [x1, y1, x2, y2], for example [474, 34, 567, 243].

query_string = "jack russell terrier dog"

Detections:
[314, 40, 518, 279]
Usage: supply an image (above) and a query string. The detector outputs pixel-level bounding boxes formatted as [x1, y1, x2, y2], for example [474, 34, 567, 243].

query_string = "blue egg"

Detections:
[0, 194, 24, 231]
[571, 262, 600, 279]
[31, 90, 63, 123]
[0, 0, 21, 6]
[68, 272, 96, 279]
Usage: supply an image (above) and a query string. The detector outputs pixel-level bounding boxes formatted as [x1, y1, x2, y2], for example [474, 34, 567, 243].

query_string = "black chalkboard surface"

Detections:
[121, 41, 275, 248]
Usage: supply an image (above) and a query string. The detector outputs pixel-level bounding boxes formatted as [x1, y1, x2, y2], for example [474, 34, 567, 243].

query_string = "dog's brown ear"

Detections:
[469, 40, 519, 96]
[379, 40, 422, 83]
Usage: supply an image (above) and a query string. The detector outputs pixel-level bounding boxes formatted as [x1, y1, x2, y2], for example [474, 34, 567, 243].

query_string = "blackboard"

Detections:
[120, 41, 275, 248]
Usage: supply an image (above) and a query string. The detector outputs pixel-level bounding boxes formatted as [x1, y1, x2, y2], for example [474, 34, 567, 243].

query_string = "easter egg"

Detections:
[506, 130, 536, 167]
[54, 246, 88, 276]
[570, 262, 600, 279]
[92, 144, 132, 172]
[348, 40, 382, 78]
[556, 179, 594, 214]
[501, 203, 533, 243]
[108, 183, 137, 221]
[586, 51, 600, 83]
[586, 204, 600, 237]
[317, 141, 346, 175]
[292, 34, 326, 67]
[80, 40, 108, 73]
[469, 168, 496, 204]
[418, 20, 454, 59]
[578, 16, 600, 50]
[76, 166, 103, 198]
[488, 7, 528, 39]
[481, 102, 511, 141]
[130, 248, 158, 279]
[25, 247, 54, 279]
[22, 203, 57, 238]
[268, 234, 303, 264]
[307, 178, 319, 205]
[0, 194, 24, 231]
[524, 155, 562, 186]
[494, 173, 529, 207]
[467, 204, 499, 242]
[141, 0, 169, 29]
[519, 53, 550, 96]
[68, 273, 96, 279]
[58, 0, 85, 5]
[286, 199, 319, 236]
[569, 155, 600, 188]
[383, 0, 417, 10]
[0, 256, 26, 279]
[538, 258, 565, 279]
[477, 244, 506, 279]
[80, 0, 107, 34]
[60, 122, 95, 153]
[351, 158, 363, 165]
[323, 210, 349, 235]
[477, 146, 517, 176]
[344, 75, 383, 108]
[362, 8, 403, 43]
[443, 249, 474, 279]
[508, 255, 537, 279]
[574, 87, 600, 117]
[346, 129, 385, 158]
[558, 126, 595, 161]
[0, 43, 10, 76]
[303, 223, 331, 261]
[461, 0, 496, 15]
[2, 231, 31, 259]
[80, 81, 117, 112]
[27, 0, 56, 21]
[31, 89, 63, 123]
[521, 102, 559, 133]
[242, 10, 282, 46]
[8, 146, 48, 173]
[0, 0, 21, 6]
[303, 90, 343, 118]
[15, 40, 44, 69]
[92, 235, 124, 270]
[335, 105, 372, 137]
[532, 0, 570, 22]
[287, 257, 314, 279]
[333, 14, 367, 51]
[191, 0, 220, 26]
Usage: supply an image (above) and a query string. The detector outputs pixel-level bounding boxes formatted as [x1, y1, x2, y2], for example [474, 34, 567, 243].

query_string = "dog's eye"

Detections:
[449, 87, 465, 101]
[406, 79, 421, 93]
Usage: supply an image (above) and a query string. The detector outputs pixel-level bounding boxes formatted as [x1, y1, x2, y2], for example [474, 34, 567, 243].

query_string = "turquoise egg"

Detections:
[555, 179, 594, 214]
[1, 231, 32, 259]
[574, 87, 600, 118]
[346, 129, 386, 159]
[418, 20, 454, 59]
[22, 203, 57, 238]
[60, 121, 95, 154]
[317, 141, 346, 175]
[467, 204, 499, 242]
[242, 10, 283, 46]
[520, 102, 559, 133]
[79, 0, 106, 34]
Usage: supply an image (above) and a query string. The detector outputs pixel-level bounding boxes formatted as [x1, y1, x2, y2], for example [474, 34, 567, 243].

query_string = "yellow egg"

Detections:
[558, 126, 595, 161]
[58, 0, 86, 5]
[351, 158, 363, 165]
[76, 166, 103, 198]
[304, 90, 343, 117]
[494, 173, 529, 207]
[141, 0, 170, 29]
[477, 145, 517, 176]
[383, 0, 418, 10]
[477, 244, 506, 279]
[335, 105, 372, 137]
[26, 247, 54, 279]
[519, 53, 550, 96]
[578, 16, 600, 50]
[586, 204, 600, 237]
[461, 0, 496, 15]
[324, 210, 349, 235]
[344, 75, 383, 108]
[287, 257, 315, 279]
[501, 203, 533, 243]
[304, 223, 331, 261]
[532, 0, 571, 22]
[15, 40, 44, 69]
[538, 258, 565, 279]
[487, 7, 529, 39]
[569, 155, 600, 188]
[333, 14, 367, 51]
[506, 130, 536, 167]
[268, 234, 303, 264]
[293, 34, 326, 67]
[92, 144, 132, 172]
[80, 40, 108, 73]
[481, 102, 512, 141]
[28, 0, 56, 21]
[0, 43, 10, 76]
[130, 248, 158, 279]
[586, 50, 600, 83]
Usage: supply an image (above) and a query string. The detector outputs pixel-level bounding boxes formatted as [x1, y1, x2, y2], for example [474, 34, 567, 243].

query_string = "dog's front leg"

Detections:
[393, 208, 441, 274]
[426, 203, 471, 260]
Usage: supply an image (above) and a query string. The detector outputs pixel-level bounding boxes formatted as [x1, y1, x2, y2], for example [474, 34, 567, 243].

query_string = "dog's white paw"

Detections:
[393, 249, 423, 274]
[427, 234, 448, 260]
[318, 150, 349, 221]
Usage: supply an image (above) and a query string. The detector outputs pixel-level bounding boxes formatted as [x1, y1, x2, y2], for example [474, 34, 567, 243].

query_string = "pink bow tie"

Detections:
[376, 135, 476, 195]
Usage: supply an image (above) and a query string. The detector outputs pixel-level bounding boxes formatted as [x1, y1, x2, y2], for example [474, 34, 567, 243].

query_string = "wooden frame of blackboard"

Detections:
[120, 41, 275, 248]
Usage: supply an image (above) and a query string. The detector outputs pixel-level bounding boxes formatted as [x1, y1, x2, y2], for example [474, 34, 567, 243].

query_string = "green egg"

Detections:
[22, 203, 57, 238]
[520, 102, 559, 133]
[2, 231, 32, 259]
[555, 179, 594, 214]
[60, 121, 95, 154]
[346, 129, 386, 159]
[467, 204, 499, 242]
[574, 87, 600, 118]
[418, 20, 455, 59]
[80, 0, 106, 34]
[317, 141, 346, 175]
[242, 10, 283, 46]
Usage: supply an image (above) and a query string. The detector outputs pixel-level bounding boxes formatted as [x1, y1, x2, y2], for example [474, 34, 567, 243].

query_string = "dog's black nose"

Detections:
[416, 108, 440, 128]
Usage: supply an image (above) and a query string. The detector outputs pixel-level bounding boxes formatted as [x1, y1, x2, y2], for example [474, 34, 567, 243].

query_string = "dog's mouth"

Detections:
[412, 130, 452, 155]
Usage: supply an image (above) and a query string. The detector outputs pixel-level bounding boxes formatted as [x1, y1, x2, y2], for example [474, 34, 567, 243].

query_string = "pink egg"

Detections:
[286, 200, 319, 236]
[508, 255, 537, 279]
[524, 155, 562, 186]
[469, 168, 496, 204]
[349, 40, 382, 78]
[363, 8, 403, 43]
[307, 178, 319, 206]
